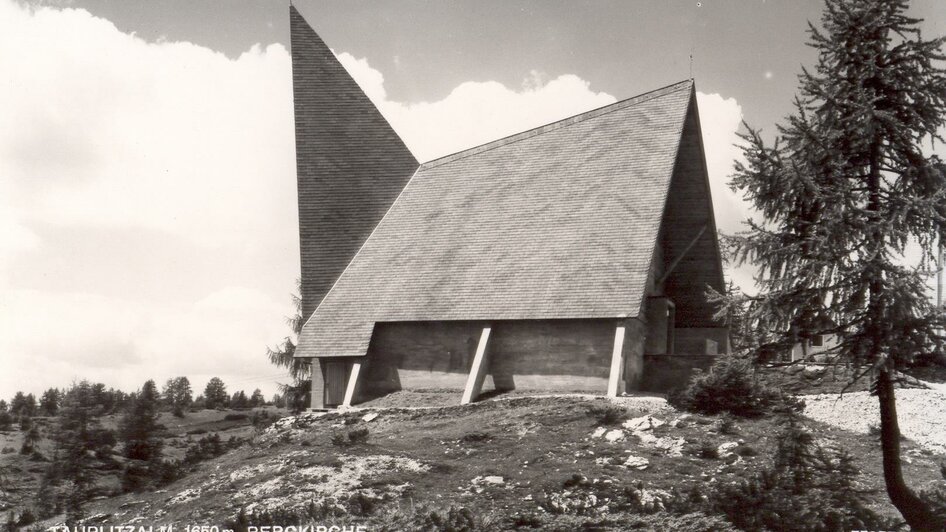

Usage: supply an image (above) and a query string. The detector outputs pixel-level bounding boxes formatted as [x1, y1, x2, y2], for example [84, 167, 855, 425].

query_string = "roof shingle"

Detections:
[290, 6, 418, 320]
[297, 80, 695, 358]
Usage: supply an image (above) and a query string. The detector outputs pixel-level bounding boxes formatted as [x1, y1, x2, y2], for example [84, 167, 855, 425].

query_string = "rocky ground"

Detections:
[11, 391, 944, 531]
[6, 365, 946, 530]
[803, 380, 946, 455]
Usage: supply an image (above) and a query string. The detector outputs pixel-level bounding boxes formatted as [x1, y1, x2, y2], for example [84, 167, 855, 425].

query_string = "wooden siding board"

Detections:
[659, 94, 726, 328]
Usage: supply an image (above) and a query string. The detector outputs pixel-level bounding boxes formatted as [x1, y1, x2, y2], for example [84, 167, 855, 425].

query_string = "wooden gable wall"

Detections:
[655, 92, 726, 328]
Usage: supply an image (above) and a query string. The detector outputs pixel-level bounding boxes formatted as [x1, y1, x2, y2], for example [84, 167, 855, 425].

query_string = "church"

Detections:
[288, 7, 729, 409]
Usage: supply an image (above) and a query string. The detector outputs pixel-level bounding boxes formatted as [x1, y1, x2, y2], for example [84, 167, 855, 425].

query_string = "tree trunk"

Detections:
[863, 131, 942, 529]
[876, 368, 941, 530]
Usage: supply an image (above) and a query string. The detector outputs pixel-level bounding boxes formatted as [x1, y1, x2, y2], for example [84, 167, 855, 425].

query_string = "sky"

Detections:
[1, 0, 944, 401]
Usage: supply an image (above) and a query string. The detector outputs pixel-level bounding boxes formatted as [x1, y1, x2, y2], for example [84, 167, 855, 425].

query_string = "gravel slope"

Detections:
[803, 384, 946, 454]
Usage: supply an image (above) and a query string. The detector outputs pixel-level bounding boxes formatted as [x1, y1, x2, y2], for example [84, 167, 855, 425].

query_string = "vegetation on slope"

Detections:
[3, 389, 942, 531]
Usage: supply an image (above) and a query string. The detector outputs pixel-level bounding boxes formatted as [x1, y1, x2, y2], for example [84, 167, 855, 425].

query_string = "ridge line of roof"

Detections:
[418, 79, 694, 171]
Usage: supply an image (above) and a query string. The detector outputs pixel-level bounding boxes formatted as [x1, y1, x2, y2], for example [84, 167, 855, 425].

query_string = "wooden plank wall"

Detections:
[658, 94, 727, 328]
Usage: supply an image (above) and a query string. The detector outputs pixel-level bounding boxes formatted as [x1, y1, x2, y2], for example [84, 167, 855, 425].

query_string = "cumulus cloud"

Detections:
[0, 0, 298, 398]
[336, 52, 618, 162]
[694, 92, 758, 292]
[0, 0, 748, 399]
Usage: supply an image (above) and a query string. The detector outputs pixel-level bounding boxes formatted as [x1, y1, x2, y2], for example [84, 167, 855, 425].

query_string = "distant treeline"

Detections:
[0, 376, 284, 429]
[0, 377, 283, 526]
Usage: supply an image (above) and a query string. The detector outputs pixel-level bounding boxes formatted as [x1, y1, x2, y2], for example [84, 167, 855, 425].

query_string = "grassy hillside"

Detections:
[0, 407, 268, 517]
[5, 392, 944, 531]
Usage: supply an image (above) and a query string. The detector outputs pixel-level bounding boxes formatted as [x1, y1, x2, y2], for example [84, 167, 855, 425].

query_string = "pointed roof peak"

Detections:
[290, 0, 418, 319]
[420, 79, 694, 170]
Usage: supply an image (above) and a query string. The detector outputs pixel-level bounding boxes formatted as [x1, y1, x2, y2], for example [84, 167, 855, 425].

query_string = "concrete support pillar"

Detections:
[310, 359, 325, 410]
[607, 325, 627, 397]
[623, 319, 646, 391]
[461, 327, 492, 405]
[491, 373, 516, 392]
[342, 362, 362, 408]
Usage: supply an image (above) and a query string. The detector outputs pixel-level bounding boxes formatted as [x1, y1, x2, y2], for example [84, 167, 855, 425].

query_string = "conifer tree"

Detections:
[39, 388, 60, 416]
[171, 376, 193, 407]
[203, 377, 229, 409]
[119, 380, 163, 462]
[89, 383, 110, 413]
[249, 389, 265, 407]
[54, 381, 110, 524]
[9, 392, 35, 419]
[20, 424, 40, 455]
[267, 279, 308, 379]
[230, 390, 248, 409]
[721, 0, 946, 528]
[34, 472, 57, 519]
[162, 377, 191, 408]
[271, 394, 286, 409]
[266, 279, 312, 409]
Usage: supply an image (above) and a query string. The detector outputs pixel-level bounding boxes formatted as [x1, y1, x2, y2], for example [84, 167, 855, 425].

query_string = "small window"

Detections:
[666, 301, 675, 355]
[811, 335, 824, 347]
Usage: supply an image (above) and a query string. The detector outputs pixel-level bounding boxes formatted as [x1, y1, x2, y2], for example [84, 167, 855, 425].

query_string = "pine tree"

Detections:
[721, 0, 946, 528]
[34, 472, 57, 519]
[161, 378, 174, 405]
[119, 380, 163, 462]
[114, 389, 130, 410]
[90, 383, 110, 413]
[171, 376, 193, 407]
[266, 279, 312, 409]
[162, 377, 193, 408]
[39, 388, 60, 417]
[192, 394, 207, 410]
[203, 377, 229, 410]
[20, 424, 40, 455]
[9, 392, 35, 418]
[230, 390, 248, 409]
[249, 389, 264, 407]
[54, 381, 110, 523]
[271, 394, 286, 408]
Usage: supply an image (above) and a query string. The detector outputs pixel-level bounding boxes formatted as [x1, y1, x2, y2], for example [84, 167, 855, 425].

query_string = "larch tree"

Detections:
[203, 377, 229, 410]
[39, 388, 60, 417]
[266, 279, 312, 411]
[9, 392, 35, 419]
[249, 388, 265, 407]
[721, 0, 946, 528]
[162, 376, 193, 408]
[55, 381, 111, 523]
[119, 380, 163, 462]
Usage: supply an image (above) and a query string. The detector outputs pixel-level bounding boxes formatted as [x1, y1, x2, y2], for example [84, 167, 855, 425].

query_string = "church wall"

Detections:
[353, 319, 633, 403]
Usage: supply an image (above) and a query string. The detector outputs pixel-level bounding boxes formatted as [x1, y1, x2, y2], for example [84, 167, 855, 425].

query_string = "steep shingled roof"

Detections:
[290, 6, 418, 320]
[296, 80, 695, 358]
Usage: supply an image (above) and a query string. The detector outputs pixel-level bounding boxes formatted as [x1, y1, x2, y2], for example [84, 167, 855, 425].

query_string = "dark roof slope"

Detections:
[290, 6, 418, 319]
[297, 80, 695, 358]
